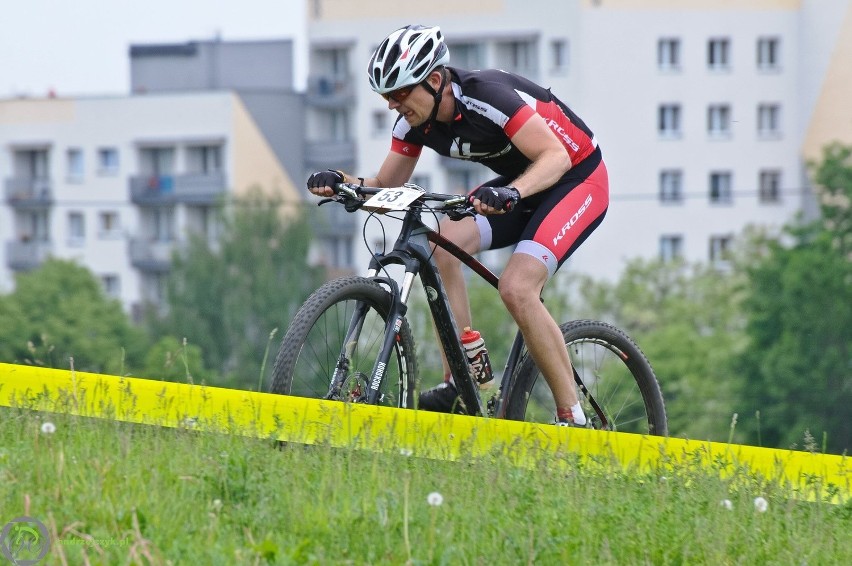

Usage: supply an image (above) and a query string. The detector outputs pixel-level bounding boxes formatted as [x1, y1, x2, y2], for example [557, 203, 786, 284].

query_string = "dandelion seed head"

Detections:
[720, 499, 733, 510]
[427, 492, 443, 506]
[40, 422, 56, 434]
[753, 496, 768, 512]
[399, 448, 413, 457]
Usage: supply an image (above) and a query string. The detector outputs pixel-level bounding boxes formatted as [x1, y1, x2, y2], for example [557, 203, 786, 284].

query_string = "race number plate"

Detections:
[362, 186, 423, 212]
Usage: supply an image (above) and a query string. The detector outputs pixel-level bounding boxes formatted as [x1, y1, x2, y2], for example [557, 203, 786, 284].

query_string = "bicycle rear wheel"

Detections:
[269, 276, 417, 408]
[504, 320, 667, 435]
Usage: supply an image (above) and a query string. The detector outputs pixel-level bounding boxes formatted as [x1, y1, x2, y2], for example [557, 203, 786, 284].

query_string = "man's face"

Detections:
[383, 82, 433, 127]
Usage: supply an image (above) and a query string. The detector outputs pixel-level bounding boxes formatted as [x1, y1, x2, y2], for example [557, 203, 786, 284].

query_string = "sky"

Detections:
[0, 0, 307, 98]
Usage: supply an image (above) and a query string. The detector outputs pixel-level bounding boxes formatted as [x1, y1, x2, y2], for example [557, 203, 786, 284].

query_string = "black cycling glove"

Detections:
[307, 169, 344, 191]
[469, 185, 521, 212]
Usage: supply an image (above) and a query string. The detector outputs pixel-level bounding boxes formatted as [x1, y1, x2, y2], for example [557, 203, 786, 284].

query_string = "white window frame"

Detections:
[658, 104, 682, 138]
[371, 110, 388, 137]
[551, 39, 569, 73]
[709, 171, 733, 204]
[759, 169, 782, 203]
[708, 37, 731, 71]
[659, 169, 683, 204]
[660, 235, 684, 262]
[98, 211, 122, 239]
[66, 148, 84, 182]
[757, 37, 781, 71]
[657, 38, 681, 71]
[68, 211, 85, 246]
[709, 235, 734, 266]
[707, 104, 732, 138]
[97, 147, 119, 176]
[101, 274, 121, 298]
[758, 103, 781, 138]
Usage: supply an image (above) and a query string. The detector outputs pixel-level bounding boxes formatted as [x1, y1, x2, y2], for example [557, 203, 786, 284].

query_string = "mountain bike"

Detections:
[269, 183, 667, 435]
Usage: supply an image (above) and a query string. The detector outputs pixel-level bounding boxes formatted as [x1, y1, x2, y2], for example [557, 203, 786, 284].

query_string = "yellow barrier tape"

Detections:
[0, 363, 848, 504]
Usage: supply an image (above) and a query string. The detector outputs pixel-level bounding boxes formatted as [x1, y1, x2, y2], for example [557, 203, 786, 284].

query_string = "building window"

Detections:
[657, 38, 681, 71]
[757, 37, 781, 70]
[658, 104, 682, 137]
[660, 235, 684, 262]
[759, 169, 782, 203]
[67, 148, 84, 182]
[551, 39, 569, 72]
[14, 148, 50, 177]
[659, 170, 684, 203]
[321, 235, 354, 269]
[708, 38, 730, 70]
[98, 211, 121, 239]
[98, 148, 119, 175]
[758, 103, 781, 137]
[142, 272, 168, 305]
[68, 211, 85, 246]
[709, 235, 734, 265]
[329, 109, 350, 141]
[186, 145, 222, 174]
[447, 42, 485, 70]
[709, 171, 733, 204]
[496, 39, 537, 76]
[371, 110, 388, 136]
[707, 104, 732, 137]
[101, 274, 121, 298]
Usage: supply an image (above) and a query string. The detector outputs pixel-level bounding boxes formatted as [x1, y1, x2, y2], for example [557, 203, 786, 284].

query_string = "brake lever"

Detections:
[445, 206, 475, 221]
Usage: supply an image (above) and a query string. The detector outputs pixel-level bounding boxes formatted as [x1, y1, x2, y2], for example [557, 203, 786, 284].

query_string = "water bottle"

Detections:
[461, 327, 494, 389]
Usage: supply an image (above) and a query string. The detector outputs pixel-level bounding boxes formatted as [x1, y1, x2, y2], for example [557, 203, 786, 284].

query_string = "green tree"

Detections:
[735, 143, 852, 454]
[0, 259, 146, 373]
[152, 191, 323, 388]
[568, 258, 747, 442]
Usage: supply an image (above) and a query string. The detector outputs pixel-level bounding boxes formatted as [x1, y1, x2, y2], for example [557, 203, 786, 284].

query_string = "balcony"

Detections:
[128, 238, 177, 272]
[6, 240, 52, 271]
[304, 140, 356, 171]
[306, 74, 355, 108]
[4, 177, 54, 208]
[129, 173, 227, 205]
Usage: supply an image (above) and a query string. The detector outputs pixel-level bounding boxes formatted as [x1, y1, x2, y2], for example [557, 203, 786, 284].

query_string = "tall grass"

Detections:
[0, 410, 849, 565]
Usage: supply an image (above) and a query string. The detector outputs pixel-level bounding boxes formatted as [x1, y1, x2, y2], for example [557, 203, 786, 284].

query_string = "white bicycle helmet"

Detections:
[368, 25, 450, 94]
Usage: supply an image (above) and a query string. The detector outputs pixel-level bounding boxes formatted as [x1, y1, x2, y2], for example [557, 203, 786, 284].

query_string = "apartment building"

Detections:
[306, 0, 852, 280]
[0, 92, 301, 316]
[2, 0, 850, 317]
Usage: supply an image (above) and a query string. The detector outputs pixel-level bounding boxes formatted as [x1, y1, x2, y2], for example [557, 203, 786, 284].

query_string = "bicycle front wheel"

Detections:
[504, 320, 667, 436]
[269, 276, 417, 408]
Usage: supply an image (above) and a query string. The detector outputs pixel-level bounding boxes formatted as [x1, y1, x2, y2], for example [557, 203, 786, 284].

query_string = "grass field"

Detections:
[0, 409, 849, 565]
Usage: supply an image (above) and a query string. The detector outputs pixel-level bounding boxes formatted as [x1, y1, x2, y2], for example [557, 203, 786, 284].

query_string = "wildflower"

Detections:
[753, 496, 768, 512]
[720, 499, 733, 510]
[211, 499, 223, 512]
[40, 422, 56, 435]
[426, 492, 443, 507]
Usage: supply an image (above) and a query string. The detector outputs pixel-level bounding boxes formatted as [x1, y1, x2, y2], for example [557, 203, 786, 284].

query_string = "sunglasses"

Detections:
[381, 84, 417, 103]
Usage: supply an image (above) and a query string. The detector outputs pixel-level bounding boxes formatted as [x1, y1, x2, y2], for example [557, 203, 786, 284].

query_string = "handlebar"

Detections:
[321, 182, 475, 219]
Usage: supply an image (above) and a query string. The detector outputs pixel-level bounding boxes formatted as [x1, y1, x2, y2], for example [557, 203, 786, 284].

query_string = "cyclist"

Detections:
[307, 24, 609, 426]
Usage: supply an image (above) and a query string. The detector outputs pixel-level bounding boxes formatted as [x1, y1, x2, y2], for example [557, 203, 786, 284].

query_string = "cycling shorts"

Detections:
[474, 147, 609, 278]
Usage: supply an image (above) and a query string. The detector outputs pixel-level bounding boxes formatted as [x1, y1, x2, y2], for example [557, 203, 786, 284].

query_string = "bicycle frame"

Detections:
[352, 203, 525, 417]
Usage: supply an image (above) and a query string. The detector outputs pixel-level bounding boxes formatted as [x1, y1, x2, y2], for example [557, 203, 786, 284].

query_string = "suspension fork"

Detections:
[363, 271, 418, 405]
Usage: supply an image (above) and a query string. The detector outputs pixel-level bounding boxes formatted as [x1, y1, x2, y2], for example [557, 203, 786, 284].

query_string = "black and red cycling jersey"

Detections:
[390, 67, 598, 178]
